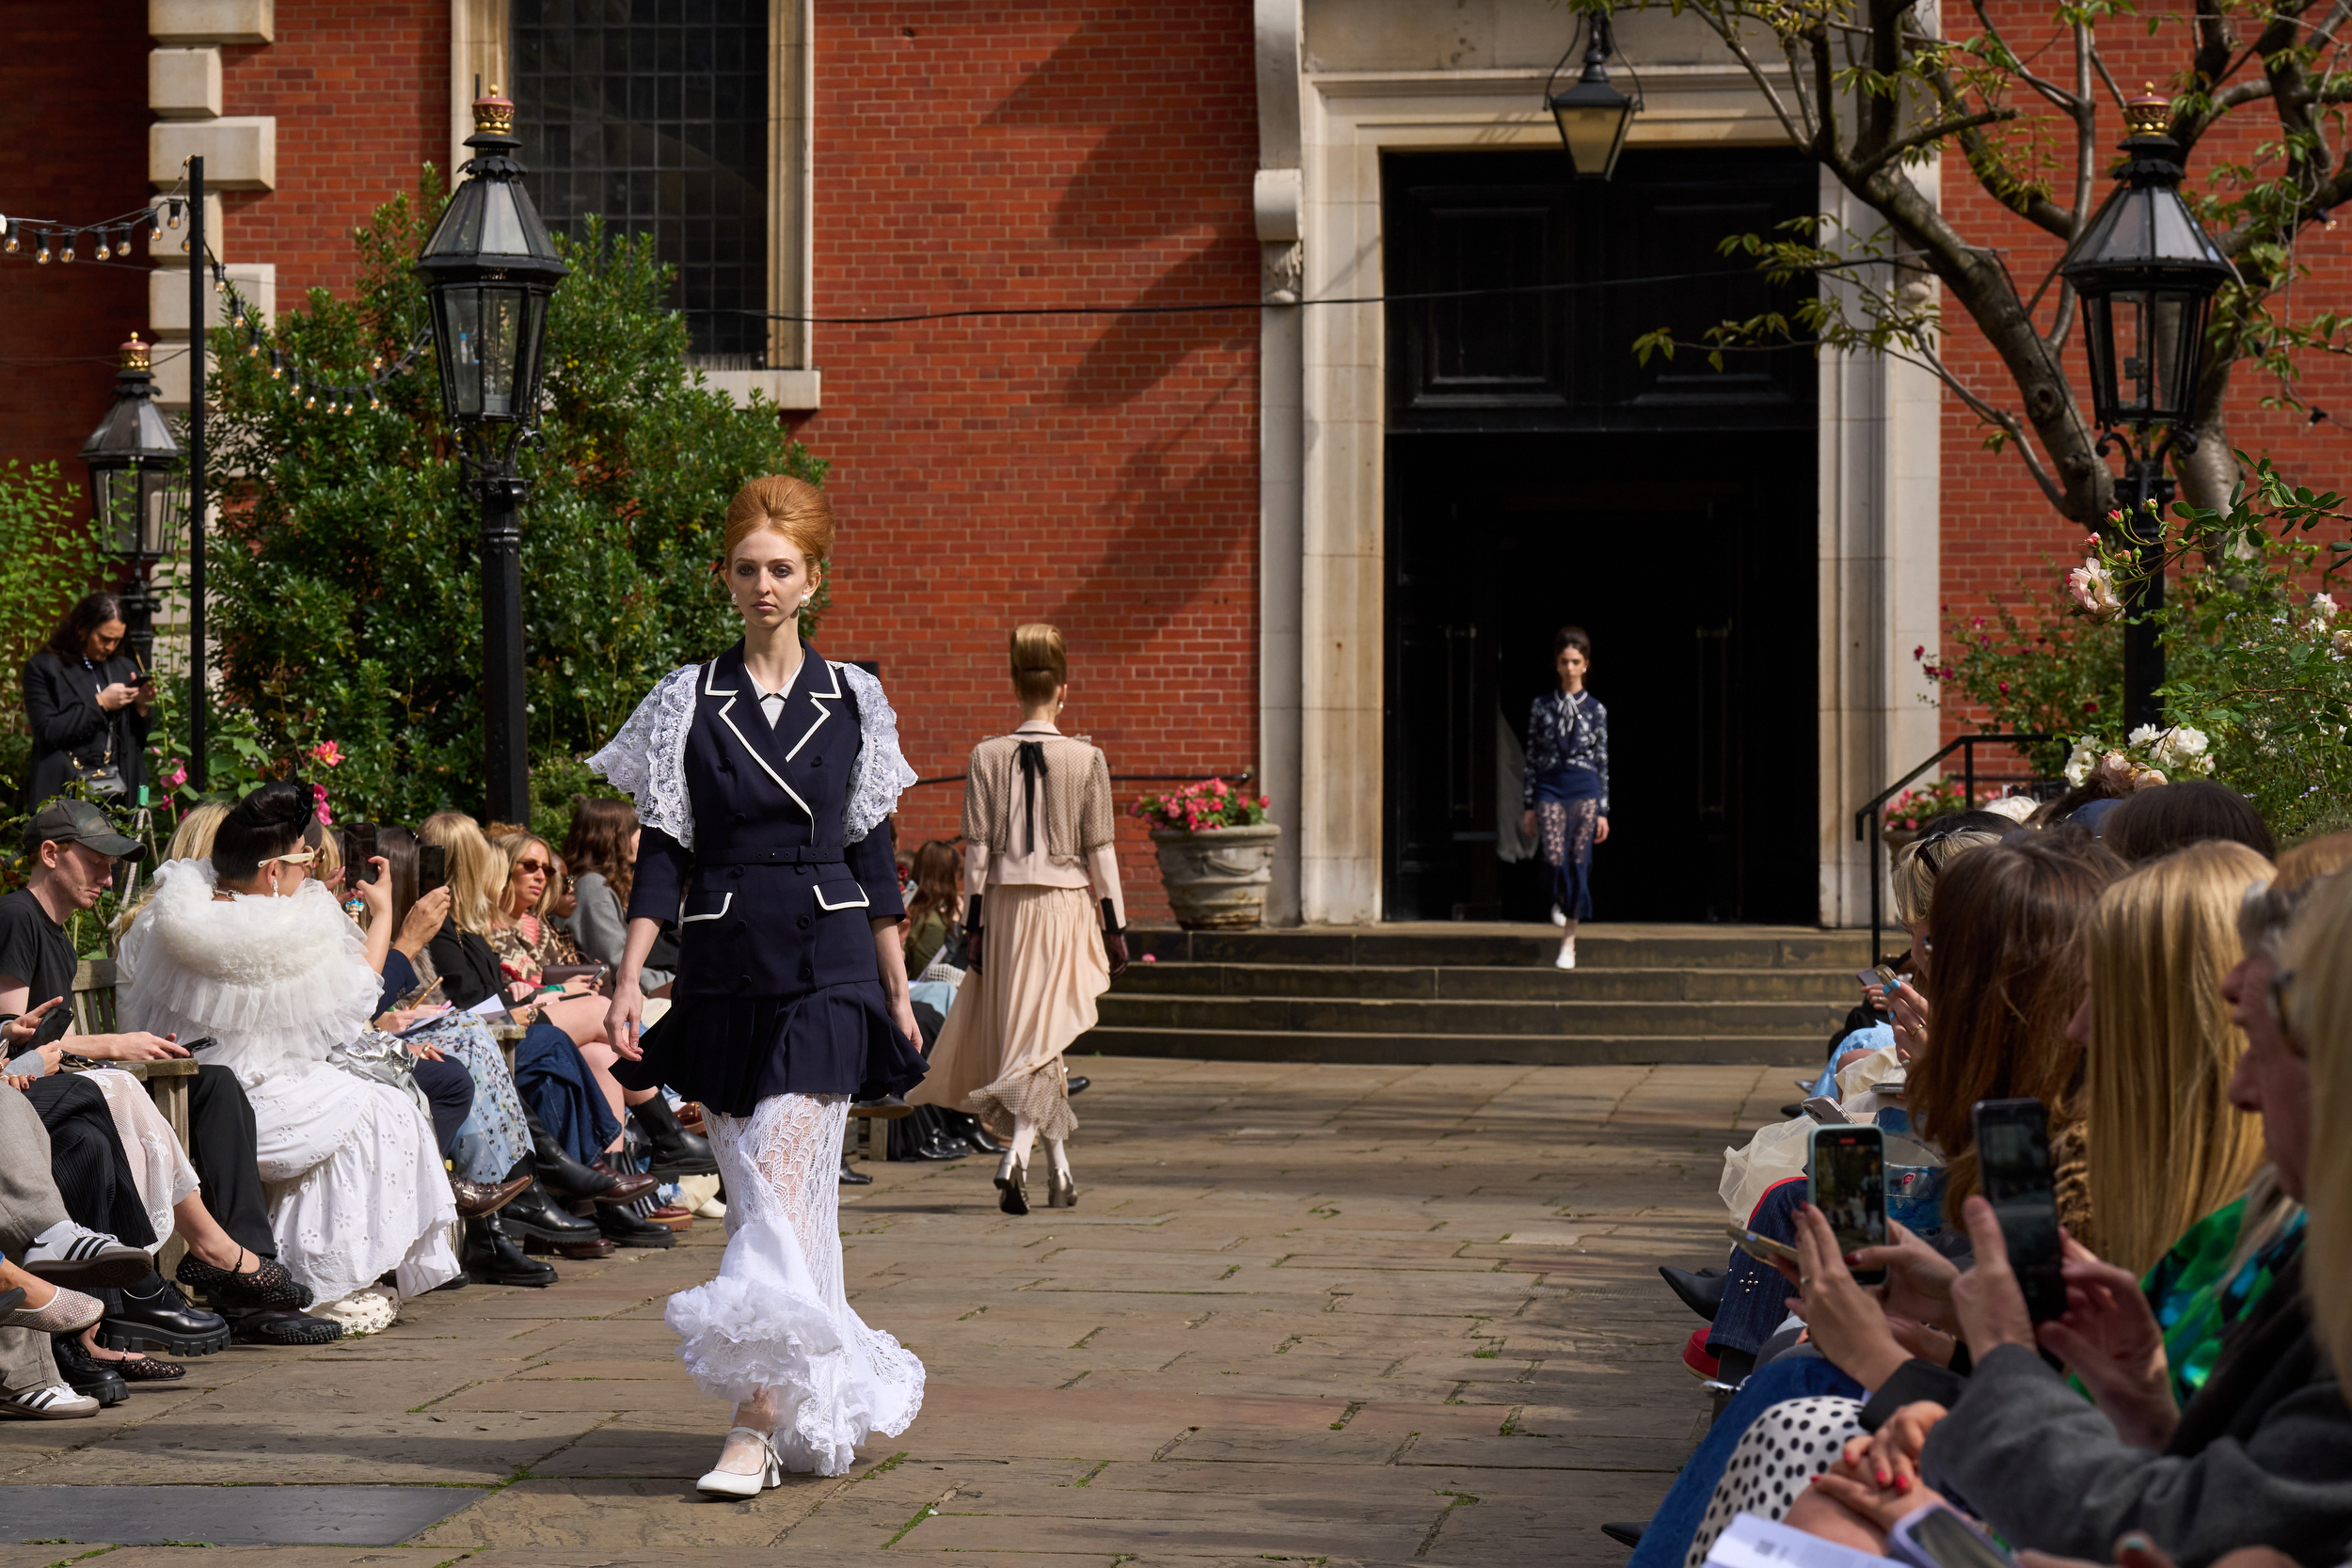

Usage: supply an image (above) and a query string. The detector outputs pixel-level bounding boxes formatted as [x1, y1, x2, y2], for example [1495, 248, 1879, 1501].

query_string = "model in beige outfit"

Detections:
[911, 624, 1128, 1213]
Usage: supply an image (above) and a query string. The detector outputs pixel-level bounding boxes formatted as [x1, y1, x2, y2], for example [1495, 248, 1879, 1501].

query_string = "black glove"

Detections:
[965, 895, 984, 975]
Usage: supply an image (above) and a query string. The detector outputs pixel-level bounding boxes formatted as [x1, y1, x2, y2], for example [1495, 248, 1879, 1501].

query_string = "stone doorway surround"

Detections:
[1254, 0, 1942, 928]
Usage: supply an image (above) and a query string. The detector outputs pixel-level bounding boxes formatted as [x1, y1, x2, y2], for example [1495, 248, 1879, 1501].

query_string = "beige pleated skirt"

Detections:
[911, 883, 1106, 1141]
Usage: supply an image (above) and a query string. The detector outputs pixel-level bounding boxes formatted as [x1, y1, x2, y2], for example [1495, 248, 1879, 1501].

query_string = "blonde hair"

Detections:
[2086, 839, 2274, 1276]
[1889, 826, 2006, 927]
[723, 475, 833, 568]
[1010, 623, 1067, 705]
[114, 802, 232, 935]
[419, 810, 505, 936]
[2277, 831, 2352, 891]
[489, 829, 557, 920]
[2288, 866, 2352, 1381]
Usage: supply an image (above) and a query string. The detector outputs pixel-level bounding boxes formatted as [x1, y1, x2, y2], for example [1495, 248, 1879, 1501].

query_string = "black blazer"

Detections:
[425, 918, 507, 1010]
[22, 650, 150, 809]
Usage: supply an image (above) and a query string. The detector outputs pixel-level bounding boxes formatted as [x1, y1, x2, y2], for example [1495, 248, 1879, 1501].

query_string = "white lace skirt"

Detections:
[669, 1092, 925, 1475]
[246, 1060, 460, 1304]
[85, 1068, 199, 1246]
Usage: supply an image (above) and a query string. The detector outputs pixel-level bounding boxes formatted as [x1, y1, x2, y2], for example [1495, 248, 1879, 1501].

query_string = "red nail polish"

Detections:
[1876, 1471, 1889, 1487]
[1896, 1476, 1912, 1493]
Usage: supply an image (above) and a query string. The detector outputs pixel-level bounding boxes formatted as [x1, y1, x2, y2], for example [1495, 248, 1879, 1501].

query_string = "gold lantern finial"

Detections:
[119, 332, 151, 372]
[472, 86, 515, 135]
[2123, 86, 2171, 137]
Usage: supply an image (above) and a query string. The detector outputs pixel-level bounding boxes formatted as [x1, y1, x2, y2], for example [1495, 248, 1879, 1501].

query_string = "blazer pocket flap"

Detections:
[814, 876, 871, 912]
[680, 890, 734, 924]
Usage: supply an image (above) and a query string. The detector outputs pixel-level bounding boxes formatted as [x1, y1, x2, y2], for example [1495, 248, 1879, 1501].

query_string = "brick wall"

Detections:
[0, 3, 154, 503]
[798, 3, 1263, 923]
[1935, 8, 2352, 758]
[217, 1, 449, 297]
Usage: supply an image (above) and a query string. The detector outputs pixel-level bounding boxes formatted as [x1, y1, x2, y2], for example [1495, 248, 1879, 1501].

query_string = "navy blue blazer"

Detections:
[617, 641, 921, 1112]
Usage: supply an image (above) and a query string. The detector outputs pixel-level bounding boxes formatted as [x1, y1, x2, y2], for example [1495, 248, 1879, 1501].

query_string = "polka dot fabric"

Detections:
[1684, 1394, 1867, 1566]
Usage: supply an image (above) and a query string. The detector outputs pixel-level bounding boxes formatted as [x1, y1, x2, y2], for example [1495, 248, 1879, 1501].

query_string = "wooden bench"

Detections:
[68, 958, 199, 1148]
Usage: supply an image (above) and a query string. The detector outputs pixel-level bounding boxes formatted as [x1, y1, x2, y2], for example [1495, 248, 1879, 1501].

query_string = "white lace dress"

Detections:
[119, 860, 459, 1305]
[668, 1094, 924, 1473]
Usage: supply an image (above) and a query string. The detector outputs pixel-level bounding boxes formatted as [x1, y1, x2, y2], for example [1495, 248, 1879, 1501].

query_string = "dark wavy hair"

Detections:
[560, 796, 639, 908]
[2105, 780, 2277, 864]
[213, 781, 318, 883]
[42, 593, 127, 661]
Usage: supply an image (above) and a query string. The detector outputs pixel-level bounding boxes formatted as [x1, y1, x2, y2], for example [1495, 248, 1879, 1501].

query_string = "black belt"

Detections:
[695, 846, 846, 866]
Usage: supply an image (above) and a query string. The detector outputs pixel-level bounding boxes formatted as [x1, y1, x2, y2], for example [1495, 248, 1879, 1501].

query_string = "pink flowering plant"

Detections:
[1915, 572, 2122, 779]
[1130, 778, 1269, 832]
[1881, 779, 1974, 833]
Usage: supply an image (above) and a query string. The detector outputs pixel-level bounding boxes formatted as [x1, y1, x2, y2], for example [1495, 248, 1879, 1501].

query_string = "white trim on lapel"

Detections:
[702, 661, 739, 697]
[706, 651, 813, 819]
[785, 657, 843, 762]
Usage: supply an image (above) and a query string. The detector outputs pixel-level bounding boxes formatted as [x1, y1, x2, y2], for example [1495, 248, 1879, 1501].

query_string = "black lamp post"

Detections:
[2060, 90, 2234, 731]
[78, 332, 186, 673]
[1546, 14, 1641, 181]
[417, 87, 568, 824]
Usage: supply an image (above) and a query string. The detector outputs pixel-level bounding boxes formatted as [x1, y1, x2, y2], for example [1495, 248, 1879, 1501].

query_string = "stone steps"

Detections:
[1075, 922, 1866, 1067]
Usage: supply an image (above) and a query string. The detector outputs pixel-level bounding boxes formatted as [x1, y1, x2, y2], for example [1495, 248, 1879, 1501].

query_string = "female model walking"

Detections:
[912, 624, 1127, 1212]
[593, 475, 928, 1495]
[1519, 626, 1610, 969]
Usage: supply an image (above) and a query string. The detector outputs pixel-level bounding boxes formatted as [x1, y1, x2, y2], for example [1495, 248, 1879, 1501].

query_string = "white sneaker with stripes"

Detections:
[19, 1221, 151, 1289]
[0, 1383, 100, 1420]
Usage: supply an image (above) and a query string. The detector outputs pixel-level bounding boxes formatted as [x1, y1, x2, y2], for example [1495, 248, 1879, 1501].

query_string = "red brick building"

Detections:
[3, 0, 2344, 927]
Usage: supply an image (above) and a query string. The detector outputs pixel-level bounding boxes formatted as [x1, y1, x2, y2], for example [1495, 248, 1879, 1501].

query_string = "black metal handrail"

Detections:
[1853, 734, 2050, 962]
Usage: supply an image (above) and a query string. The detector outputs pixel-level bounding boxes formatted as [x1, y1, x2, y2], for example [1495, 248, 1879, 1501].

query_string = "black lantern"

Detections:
[418, 87, 568, 824]
[1546, 14, 1641, 181]
[2060, 94, 2234, 432]
[78, 332, 186, 668]
[2060, 90, 2235, 733]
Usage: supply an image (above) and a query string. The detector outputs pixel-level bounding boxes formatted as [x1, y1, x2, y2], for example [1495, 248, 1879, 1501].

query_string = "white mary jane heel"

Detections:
[696, 1426, 783, 1498]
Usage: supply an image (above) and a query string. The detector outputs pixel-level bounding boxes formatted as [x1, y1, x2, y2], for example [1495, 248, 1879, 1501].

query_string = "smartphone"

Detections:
[1802, 1096, 1851, 1124]
[1856, 964, 1900, 990]
[419, 843, 447, 895]
[354, 822, 380, 884]
[1808, 1123, 1888, 1285]
[1723, 1221, 1798, 1264]
[1972, 1097, 2067, 1321]
[1888, 1503, 2021, 1568]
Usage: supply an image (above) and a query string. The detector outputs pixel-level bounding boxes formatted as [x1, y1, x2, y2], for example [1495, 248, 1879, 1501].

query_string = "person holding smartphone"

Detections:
[21, 593, 153, 810]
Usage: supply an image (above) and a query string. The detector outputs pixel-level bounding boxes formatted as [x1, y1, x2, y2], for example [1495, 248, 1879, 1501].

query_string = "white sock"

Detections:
[1044, 1136, 1072, 1180]
[1009, 1119, 1038, 1169]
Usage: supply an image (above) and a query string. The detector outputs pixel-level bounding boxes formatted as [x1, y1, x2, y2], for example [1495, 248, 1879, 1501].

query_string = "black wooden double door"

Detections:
[1381, 149, 1820, 925]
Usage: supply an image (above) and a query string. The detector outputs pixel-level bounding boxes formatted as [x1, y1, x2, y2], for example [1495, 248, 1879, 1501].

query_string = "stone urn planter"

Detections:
[1150, 822, 1281, 929]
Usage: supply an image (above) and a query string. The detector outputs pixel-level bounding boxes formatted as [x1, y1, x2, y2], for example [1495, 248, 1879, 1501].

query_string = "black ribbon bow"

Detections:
[1015, 739, 1050, 856]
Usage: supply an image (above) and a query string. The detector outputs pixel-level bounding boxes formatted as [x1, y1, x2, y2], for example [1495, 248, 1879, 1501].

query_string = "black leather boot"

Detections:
[630, 1096, 718, 1177]
[1660, 1265, 1728, 1322]
[943, 1110, 1003, 1155]
[464, 1212, 559, 1287]
[502, 1178, 605, 1247]
[527, 1109, 657, 1204]
[595, 1203, 676, 1249]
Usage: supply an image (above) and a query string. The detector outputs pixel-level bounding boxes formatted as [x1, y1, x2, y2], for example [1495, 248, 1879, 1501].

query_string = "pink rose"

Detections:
[312, 782, 332, 826]
[309, 739, 344, 768]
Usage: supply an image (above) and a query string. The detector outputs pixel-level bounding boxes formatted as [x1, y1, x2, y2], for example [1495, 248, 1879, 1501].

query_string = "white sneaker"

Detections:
[0, 1383, 100, 1420]
[1555, 940, 1577, 971]
[1549, 905, 1568, 927]
[20, 1221, 151, 1290]
[696, 1426, 783, 1497]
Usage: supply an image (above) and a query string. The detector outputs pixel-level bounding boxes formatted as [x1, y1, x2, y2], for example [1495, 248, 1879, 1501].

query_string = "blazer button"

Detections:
[799, 961, 814, 981]
[795, 864, 808, 877]
[797, 913, 811, 930]
[731, 866, 743, 879]
[736, 974, 752, 992]
[810, 753, 823, 767]
[732, 812, 746, 826]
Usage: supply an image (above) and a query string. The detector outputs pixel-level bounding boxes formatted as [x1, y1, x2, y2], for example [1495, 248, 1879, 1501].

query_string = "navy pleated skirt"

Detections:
[614, 980, 929, 1117]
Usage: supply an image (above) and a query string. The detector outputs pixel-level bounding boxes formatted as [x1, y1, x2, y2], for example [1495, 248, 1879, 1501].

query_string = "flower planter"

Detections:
[1150, 823, 1281, 929]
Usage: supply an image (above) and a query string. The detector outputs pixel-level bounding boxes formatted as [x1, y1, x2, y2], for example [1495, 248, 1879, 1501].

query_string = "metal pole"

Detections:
[2120, 451, 2175, 733]
[479, 463, 529, 823]
[186, 157, 208, 793]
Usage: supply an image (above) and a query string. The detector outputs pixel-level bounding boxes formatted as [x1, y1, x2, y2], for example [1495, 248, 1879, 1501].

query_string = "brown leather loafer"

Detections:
[647, 1205, 694, 1231]
[586, 1163, 662, 1205]
[450, 1173, 535, 1218]
[519, 1234, 617, 1260]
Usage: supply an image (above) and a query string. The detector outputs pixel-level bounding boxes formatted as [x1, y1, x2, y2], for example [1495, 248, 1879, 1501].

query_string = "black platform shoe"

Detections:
[98, 1276, 230, 1357]
[50, 1334, 129, 1406]
[630, 1096, 719, 1177]
[527, 1111, 659, 1205]
[1659, 1265, 1728, 1323]
[838, 1161, 873, 1186]
[464, 1212, 560, 1287]
[502, 1179, 606, 1247]
[943, 1110, 1004, 1155]
[1066, 1075, 1090, 1097]
[595, 1204, 676, 1249]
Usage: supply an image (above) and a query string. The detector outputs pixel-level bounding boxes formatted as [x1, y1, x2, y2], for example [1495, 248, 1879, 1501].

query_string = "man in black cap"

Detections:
[0, 800, 175, 1066]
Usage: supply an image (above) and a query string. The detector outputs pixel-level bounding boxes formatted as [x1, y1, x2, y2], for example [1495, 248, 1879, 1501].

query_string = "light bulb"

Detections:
[268, 350, 283, 379]
[35, 231, 50, 263]
[59, 233, 76, 262]
[3, 231, 16, 256]
[149, 214, 162, 241]
[167, 200, 182, 230]
[94, 235, 111, 261]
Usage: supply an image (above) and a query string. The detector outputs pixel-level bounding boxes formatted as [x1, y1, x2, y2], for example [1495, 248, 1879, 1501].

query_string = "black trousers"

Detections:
[22, 1072, 156, 1249]
[411, 1055, 474, 1158]
[188, 1063, 276, 1260]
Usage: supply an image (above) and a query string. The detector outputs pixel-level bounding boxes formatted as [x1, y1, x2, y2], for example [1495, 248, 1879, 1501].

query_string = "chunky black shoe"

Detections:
[50, 1335, 129, 1406]
[502, 1180, 604, 1246]
[176, 1248, 310, 1312]
[838, 1161, 873, 1186]
[1660, 1265, 1728, 1323]
[944, 1111, 1004, 1155]
[1066, 1075, 1090, 1097]
[595, 1204, 676, 1249]
[464, 1212, 559, 1288]
[223, 1307, 344, 1346]
[630, 1096, 719, 1178]
[98, 1278, 230, 1357]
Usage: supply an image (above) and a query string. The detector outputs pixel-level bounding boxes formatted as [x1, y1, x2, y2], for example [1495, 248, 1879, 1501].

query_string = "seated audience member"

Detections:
[560, 796, 675, 993]
[1781, 866, 2352, 1567]
[0, 1083, 150, 1421]
[120, 783, 462, 1328]
[0, 800, 326, 1356]
[902, 839, 964, 978]
[485, 827, 584, 979]
[2104, 780, 2278, 864]
[2273, 829, 2352, 890]
[417, 813, 670, 1252]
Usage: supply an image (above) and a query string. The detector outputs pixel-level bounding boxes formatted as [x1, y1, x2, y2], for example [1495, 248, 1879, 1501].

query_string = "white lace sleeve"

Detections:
[588, 665, 702, 850]
[835, 662, 918, 845]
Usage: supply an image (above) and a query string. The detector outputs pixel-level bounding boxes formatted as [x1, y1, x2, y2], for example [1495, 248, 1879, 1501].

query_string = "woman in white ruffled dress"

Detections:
[119, 782, 459, 1325]
[593, 474, 927, 1495]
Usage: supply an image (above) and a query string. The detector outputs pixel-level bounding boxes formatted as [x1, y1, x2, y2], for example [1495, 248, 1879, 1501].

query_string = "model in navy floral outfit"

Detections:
[1519, 626, 1610, 969]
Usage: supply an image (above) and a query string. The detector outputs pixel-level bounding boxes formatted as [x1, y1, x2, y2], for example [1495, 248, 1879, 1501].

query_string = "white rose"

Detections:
[2067, 560, 2123, 622]
[2128, 723, 2161, 749]
[2149, 725, 2213, 775]
[2313, 592, 2339, 622]
[2063, 737, 2099, 786]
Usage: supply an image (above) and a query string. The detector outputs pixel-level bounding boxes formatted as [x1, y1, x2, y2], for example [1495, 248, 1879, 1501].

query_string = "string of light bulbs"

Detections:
[0, 179, 199, 264]
[198, 241, 433, 417]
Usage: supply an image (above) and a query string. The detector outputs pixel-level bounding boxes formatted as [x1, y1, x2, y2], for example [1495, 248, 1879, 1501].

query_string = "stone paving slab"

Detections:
[0, 1057, 1784, 1564]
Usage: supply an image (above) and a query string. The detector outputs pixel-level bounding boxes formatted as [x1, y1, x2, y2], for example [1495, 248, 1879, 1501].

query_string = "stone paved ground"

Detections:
[0, 1057, 1789, 1568]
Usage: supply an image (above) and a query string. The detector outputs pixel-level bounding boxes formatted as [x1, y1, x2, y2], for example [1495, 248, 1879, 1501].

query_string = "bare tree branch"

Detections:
[1852, 105, 2019, 179]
